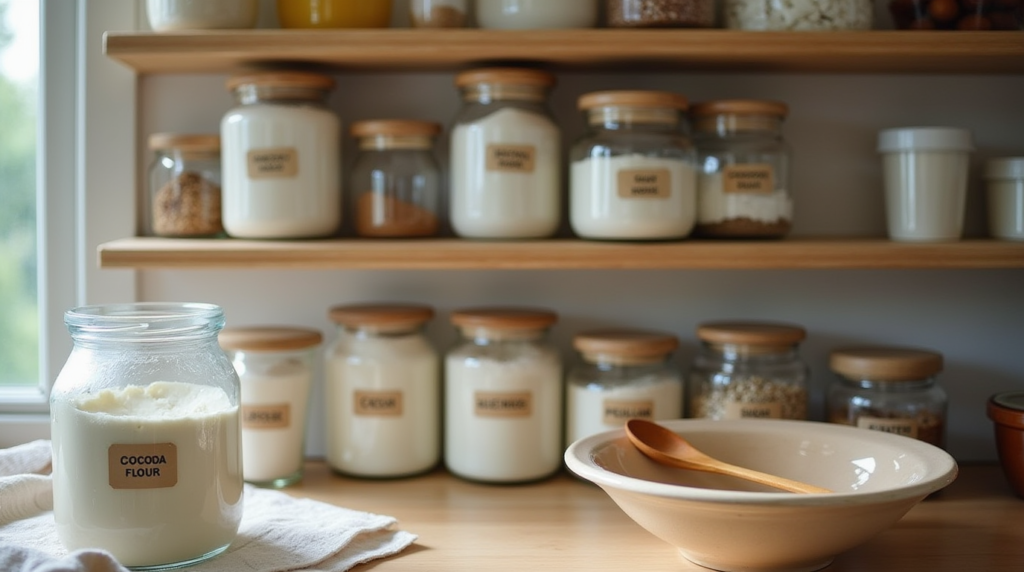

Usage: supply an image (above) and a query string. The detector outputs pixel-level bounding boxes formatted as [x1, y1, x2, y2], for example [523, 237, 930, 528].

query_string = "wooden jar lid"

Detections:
[696, 321, 806, 347]
[830, 347, 943, 381]
[578, 90, 689, 111]
[225, 71, 335, 92]
[690, 99, 789, 118]
[219, 326, 323, 351]
[455, 67, 556, 88]
[148, 133, 220, 151]
[574, 329, 679, 362]
[329, 303, 435, 329]
[450, 307, 558, 331]
[350, 120, 442, 138]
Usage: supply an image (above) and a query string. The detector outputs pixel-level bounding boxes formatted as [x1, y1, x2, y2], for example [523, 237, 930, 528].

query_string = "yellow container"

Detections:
[277, 0, 392, 28]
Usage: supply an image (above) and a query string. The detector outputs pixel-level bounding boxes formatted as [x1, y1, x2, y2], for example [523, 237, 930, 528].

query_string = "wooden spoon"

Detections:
[624, 419, 832, 494]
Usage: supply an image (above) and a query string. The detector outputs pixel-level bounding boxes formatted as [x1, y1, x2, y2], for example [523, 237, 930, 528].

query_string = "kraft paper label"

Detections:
[242, 404, 291, 429]
[724, 401, 783, 420]
[247, 147, 299, 179]
[617, 169, 671, 199]
[354, 390, 404, 417]
[856, 416, 918, 439]
[485, 144, 536, 173]
[108, 443, 178, 490]
[723, 164, 774, 194]
[474, 391, 532, 418]
[602, 399, 655, 425]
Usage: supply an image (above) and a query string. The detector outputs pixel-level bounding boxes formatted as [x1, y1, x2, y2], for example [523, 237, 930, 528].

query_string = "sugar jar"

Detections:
[50, 303, 242, 570]
[146, 133, 223, 238]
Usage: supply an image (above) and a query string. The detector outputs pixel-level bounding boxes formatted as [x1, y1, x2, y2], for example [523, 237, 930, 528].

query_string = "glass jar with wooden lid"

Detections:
[146, 133, 223, 238]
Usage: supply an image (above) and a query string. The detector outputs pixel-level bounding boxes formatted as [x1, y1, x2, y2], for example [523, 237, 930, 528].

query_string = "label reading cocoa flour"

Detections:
[723, 164, 774, 194]
[617, 169, 671, 199]
[724, 401, 782, 420]
[602, 399, 655, 425]
[242, 404, 291, 429]
[108, 443, 178, 490]
[856, 416, 918, 439]
[247, 147, 299, 179]
[354, 390, 404, 417]
[474, 391, 532, 418]
[485, 144, 536, 173]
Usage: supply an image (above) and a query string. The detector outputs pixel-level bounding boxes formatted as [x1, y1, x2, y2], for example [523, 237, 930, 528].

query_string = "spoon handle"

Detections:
[703, 459, 833, 494]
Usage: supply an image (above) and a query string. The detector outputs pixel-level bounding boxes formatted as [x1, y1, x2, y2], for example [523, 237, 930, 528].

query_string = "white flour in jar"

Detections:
[698, 171, 793, 225]
[239, 361, 310, 484]
[51, 381, 242, 568]
[566, 376, 683, 446]
[724, 0, 872, 29]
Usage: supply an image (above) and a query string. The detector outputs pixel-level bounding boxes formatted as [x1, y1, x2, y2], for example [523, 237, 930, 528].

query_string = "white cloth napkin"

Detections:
[0, 441, 417, 572]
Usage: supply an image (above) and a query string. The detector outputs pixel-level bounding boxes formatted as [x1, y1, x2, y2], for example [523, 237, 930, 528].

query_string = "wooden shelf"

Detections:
[102, 29, 1024, 75]
[97, 237, 1024, 270]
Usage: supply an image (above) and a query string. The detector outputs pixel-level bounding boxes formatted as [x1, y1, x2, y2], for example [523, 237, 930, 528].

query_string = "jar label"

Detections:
[602, 399, 655, 424]
[856, 416, 918, 439]
[723, 164, 774, 194]
[354, 390, 404, 417]
[724, 401, 782, 419]
[242, 404, 291, 429]
[247, 147, 299, 179]
[485, 144, 536, 173]
[107, 443, 178, 490]
[617, 168, 671, 199]
[474, 391, 532, 418]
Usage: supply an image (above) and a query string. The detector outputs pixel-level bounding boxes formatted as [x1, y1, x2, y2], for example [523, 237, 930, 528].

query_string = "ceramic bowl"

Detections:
[564, 419, 958, 572]
[987, 391, 1024, 498]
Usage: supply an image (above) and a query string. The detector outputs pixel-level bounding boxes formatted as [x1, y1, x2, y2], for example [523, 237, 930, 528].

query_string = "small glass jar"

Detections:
[476, 0, 599, 28]
[325, 304, 440, 478]
[692, 100, 793, 238]
[221, 71, 341, 239]
[146, 133, 224, 238]
[277, 0, 393, 28]
[827, 347, 947, 448]
[445, 307, 562, 483]
[450, 68, 561, 239]
[607, 0, 716, 28]
[688, 321, 809, 420]
[350, 120, 442, 238]
[725, 0, 872, 29]
[50, 303, 242, 570]
[219, 326, 322, 489]
[570, 91, 699, 240]
[566, 329, 683, 447]
[146, 0, 258, 31]
[410, 0, 469, 27]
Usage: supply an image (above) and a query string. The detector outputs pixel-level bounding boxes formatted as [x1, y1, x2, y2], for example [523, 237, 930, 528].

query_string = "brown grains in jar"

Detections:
[607, 0, 716, 28]
[152, 172, 224, 237]
[411, 5, 467, 28]
[355, 192, 439, 237]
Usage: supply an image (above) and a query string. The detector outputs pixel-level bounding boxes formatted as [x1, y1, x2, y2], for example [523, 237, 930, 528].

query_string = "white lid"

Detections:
[877, 127, 974, 153]
[984, 157, 1024, 180]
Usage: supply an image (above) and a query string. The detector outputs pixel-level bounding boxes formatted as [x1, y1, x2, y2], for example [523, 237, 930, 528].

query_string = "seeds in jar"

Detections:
[152, 171, 223, 237]
[607, 0, 715, 28]
[725, 0, 873, 29]
[691, 375, 807, 420]
[696, 172, 793, 237]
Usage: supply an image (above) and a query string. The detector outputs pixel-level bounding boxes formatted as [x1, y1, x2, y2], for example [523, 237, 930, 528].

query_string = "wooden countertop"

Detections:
[287, 462, 1024, 571]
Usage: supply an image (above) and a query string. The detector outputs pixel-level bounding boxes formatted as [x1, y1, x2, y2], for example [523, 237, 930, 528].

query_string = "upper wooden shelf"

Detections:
[102, 30, 1024, 75]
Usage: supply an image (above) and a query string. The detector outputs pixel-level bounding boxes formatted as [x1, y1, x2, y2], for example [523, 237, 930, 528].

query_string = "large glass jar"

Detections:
[607, 0, 716, 27]
[221, 71, 341, 239]
[476, 0, 599, 28]
[146, 0, 258, 31]
[724, 0, 872, 29]
[277, 0, 393, 28]
[449, 68, 561, 239]
[688, 321, 809, 420]
[570, 90, 698, 240]
[565, 329, 683, 447]
[50, 303, 242, 570]
[692, 99, 793, 238]
[325, 303, 440, 478]
[445, 307, 562, 483]
[827, 347, 947, 448]
[350, 120, 441, 238]
[146, 133, 224, 238]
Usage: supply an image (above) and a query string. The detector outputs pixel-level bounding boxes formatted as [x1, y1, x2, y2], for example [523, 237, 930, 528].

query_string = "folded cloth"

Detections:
[0, 441, 417, 572]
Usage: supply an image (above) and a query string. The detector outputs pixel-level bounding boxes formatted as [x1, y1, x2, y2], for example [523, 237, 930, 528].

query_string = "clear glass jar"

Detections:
[445, 307, 562, 483]
[350, 120, 441, 237]
[277, 0, 393, 28]
[410, 0, 469, 27]
[688, 321, 809, 420]
[325, 304, 440, 478]
[476, 0, 599, 28]
[221, 71, 341, 239]
[827, 347, 947, 448]
[146, 0, 258, 31]
[607, 0, 716, 28]
[146, 133, 224, 238]
[570, 90, 699, 240]
[725, 0, 872, 29]
[692, 99, 793, 238]
[450, 68, 561, 239]
[219, 326, 322, 488]
[50, 303, 242, 570]
[566, 329, 683, 447]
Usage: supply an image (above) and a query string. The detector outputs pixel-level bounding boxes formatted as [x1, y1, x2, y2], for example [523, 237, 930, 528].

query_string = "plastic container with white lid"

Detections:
[984, 157, 1024, 241]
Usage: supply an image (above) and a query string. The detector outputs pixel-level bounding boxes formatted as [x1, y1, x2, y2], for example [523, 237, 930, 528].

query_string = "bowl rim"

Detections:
[564, 418, 958, 506]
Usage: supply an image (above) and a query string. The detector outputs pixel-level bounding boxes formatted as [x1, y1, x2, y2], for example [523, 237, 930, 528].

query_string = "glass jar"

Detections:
[607, 0, 716, 28]
[688, 321, 809, 420]
[219, 326, 322, 488]
[570, 90, 699, 240]
[50, 303, 242, 570]
[277, 0, 393, 28]
[325, 303, 440, 478]
[410, 0, 469, 27]
[566, 329, 683, 447]
[146, 133, 224, 238]
[146, 0, 258, 31]
[450, 68, 561, 239]
[692, 99, 793, 238]
[725, 0, 872, 29]
[827, 347, 947, 448]
[350, 120, 442, 237]
[221, 71, 341, 239]
[445, 307, 562, 483]
[476, 0, 599, 28]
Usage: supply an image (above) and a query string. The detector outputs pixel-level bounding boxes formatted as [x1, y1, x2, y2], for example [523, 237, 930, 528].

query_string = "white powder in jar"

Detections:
[566, 376, 683, 446]
[724, 0, 872, 30]
[238, 359, 311, 484]
[698, 171, 793, 225]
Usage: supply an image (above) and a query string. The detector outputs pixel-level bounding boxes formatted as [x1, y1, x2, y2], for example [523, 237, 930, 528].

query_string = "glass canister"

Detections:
[691, 99, 793, 238]
[445, 307, 562, 483]
[219, 326, 322, 488]
[449, 68, 561, 239]
[50, 303, 242, 570]
[475, 0, 600, 28]
[565, 329, 683, 447]
[277, 0, 393, 28]
[325, 303, 440, 478]
[607, 0, 716, 27]
[570, 90, 699, 240]
[410, 0, 469, 27]
[724, 0, 872, 29]
[221, 71, 341, 239]
[688, 321, 809, 420]
[146, 0, 258, 31]
[827, 347, 947, 447]
[146, 133, 224, 238]
[350, 120, 442, 238]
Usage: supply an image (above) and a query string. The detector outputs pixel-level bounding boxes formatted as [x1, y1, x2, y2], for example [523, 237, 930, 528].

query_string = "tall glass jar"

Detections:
[691, 99, 793, 238]
[325, 303, 440, 478]
[570, 90, 698, 240]
[221, 71, 341, 239]
[350, 120, 442, 238]
[827, 347, 947, 448]
[688, 321, 809, 420]
[450, 68, 561, 239]
[565, 329, 683, 447]
[146, 133, 224, 238]
[50, 303, 243, 570]
[445, 307, 562, 483]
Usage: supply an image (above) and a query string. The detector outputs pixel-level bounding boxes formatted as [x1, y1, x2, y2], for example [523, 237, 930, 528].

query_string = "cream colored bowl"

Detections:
[564, 419, 957, 572]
